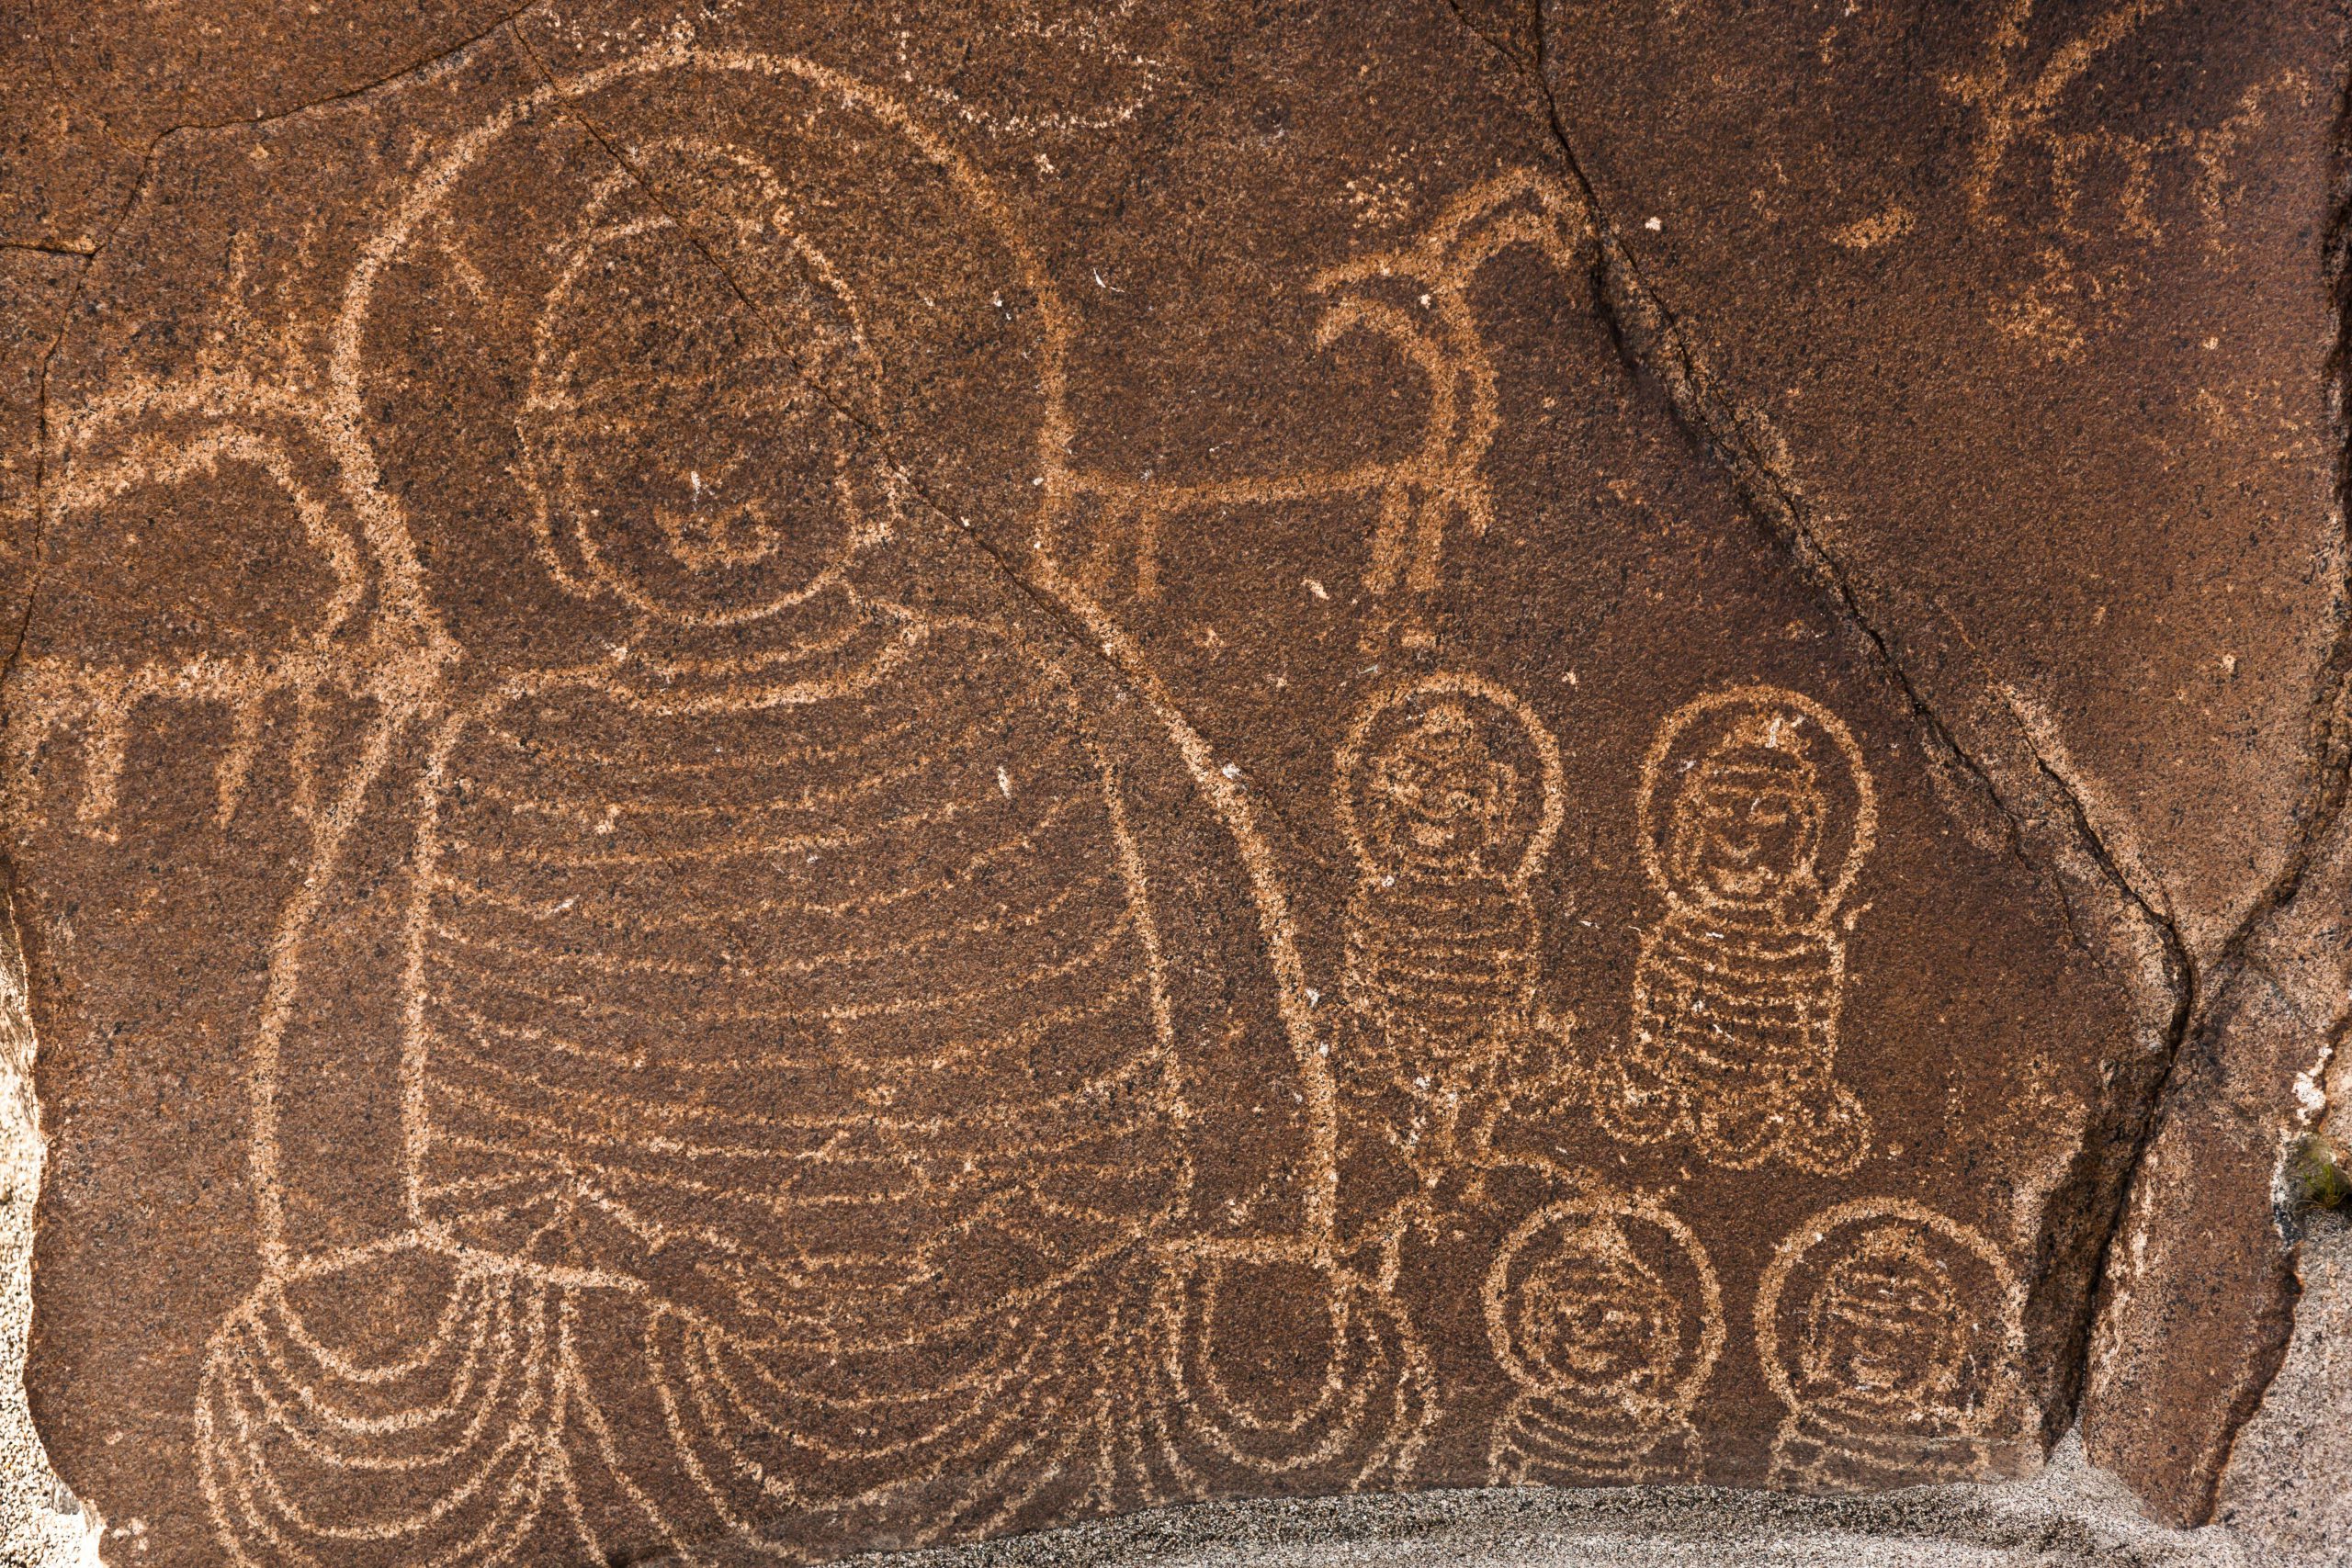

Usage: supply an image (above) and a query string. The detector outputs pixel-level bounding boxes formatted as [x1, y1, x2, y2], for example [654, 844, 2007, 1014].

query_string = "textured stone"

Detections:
[2084, 799, 2352, 1523]
[0, 2, 2342, 1565]
[1541, 0, 2346, 964]
[2214, 1210, 2352, 1562]
[0, 0, 524, 250]
[1532, 0, 2351, 1525]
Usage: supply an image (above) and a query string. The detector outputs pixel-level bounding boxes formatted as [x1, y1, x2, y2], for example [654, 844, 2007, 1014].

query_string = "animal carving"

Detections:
[1057, 170, 1592, 631]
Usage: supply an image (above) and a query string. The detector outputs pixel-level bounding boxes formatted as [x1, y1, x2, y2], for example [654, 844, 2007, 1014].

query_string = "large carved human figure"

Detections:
[193, 163, 1189, 1563]
[1592, 687, 1876, 1176]
[122, 52, 1426, 1566]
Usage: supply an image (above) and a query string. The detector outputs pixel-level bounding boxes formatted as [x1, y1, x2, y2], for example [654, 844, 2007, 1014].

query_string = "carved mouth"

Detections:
[651, 499, 789, 572]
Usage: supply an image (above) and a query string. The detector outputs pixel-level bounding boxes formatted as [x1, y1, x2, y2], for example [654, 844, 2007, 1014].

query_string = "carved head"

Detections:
[1366, 702, 1520, 875]
[518, 141, 888, 629]
[1665, 711, 1829, 919]
[1508, 1217, 1686, 1417]
[1796, 1223, 1971, 1423]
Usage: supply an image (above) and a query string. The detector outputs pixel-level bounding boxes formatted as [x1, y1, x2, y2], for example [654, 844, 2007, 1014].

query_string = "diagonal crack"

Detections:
[1424, 0, 2199, 1446]
[1556, 32, 2175, 971]
[1439, 5, 2112, 942]
[1468, 0, 2352, 1502]
[28, 0, 546, 150]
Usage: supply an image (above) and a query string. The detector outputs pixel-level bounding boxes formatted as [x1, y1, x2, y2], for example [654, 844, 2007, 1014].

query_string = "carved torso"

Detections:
[1631, 907, 1838, 1085]
[1344, 869, 1539, 1092]
[407, 614, 1189, 1348]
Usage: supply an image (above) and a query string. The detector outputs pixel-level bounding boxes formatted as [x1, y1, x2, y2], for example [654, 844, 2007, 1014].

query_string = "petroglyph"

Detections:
[1335, 671, 1569, 1169]
[1483, 1195, 1721, 1487]
[1, 5, 2186, 1555]
[1592, 686, 1877, 1176]
[1758, 1200, 2032, 1493]
[1052, 171, 1590, 631]
[1943, 0, 2313, 358]
[4, 47, 1441, 1564]
[897, 0, 1174, 140]
[5, 380, 406, 841]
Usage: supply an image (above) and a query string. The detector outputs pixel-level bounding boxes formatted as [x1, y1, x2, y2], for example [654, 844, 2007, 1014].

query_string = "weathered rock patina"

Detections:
[1, 1, 2345, 1563]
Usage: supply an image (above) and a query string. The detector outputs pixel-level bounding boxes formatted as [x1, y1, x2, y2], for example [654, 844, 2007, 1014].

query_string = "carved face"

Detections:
[522, 152, 876, 626]
[1369, 704, 1517, 873]
[1511, 1230, 1684, 1413]
[1797, 1227, 1969, 1419]
[1667, 744, 1826, 915]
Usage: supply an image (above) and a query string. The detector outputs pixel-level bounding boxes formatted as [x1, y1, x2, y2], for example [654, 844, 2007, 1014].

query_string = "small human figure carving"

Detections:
[1593, 686, 1876, 1175]
[1336, 673, 1567, 1165]
[1758, 1199, 2030, 1492]
[1482, 1196, 1720, 1486]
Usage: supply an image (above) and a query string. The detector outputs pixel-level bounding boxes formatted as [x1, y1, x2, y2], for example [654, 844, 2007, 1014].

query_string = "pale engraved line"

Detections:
[455, 731, 955, 820]
[553, 1301, 694, 1558]
[420, 862, 1111, 980]
[484, 704, 923, 774]
[417, 953, 1145, 1042]
[429, 786, 1087, 925]
[426, 963, 1148, 1084]
[420, 898, 1135, 1015]
[1754, 1197, 2035, 1487]
[421, 1086, 1162, 1199]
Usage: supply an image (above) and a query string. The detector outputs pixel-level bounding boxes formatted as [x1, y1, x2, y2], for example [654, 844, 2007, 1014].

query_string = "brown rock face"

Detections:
[1, 1, 2340, 1562]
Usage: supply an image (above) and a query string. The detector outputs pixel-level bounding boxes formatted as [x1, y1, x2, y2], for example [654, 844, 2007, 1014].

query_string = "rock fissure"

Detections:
[6, 2, 2343, 1553]
[1425, 0, 2230, 1475]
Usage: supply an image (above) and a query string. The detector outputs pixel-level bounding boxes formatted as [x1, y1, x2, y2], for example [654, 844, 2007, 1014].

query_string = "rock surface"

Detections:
[0, 2, 2345, 1565]
[2216, 1210, 2352, 1563]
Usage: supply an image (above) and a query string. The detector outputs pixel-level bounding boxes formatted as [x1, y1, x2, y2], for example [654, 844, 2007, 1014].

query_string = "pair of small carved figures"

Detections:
[1341, 681, 1875, 1179]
